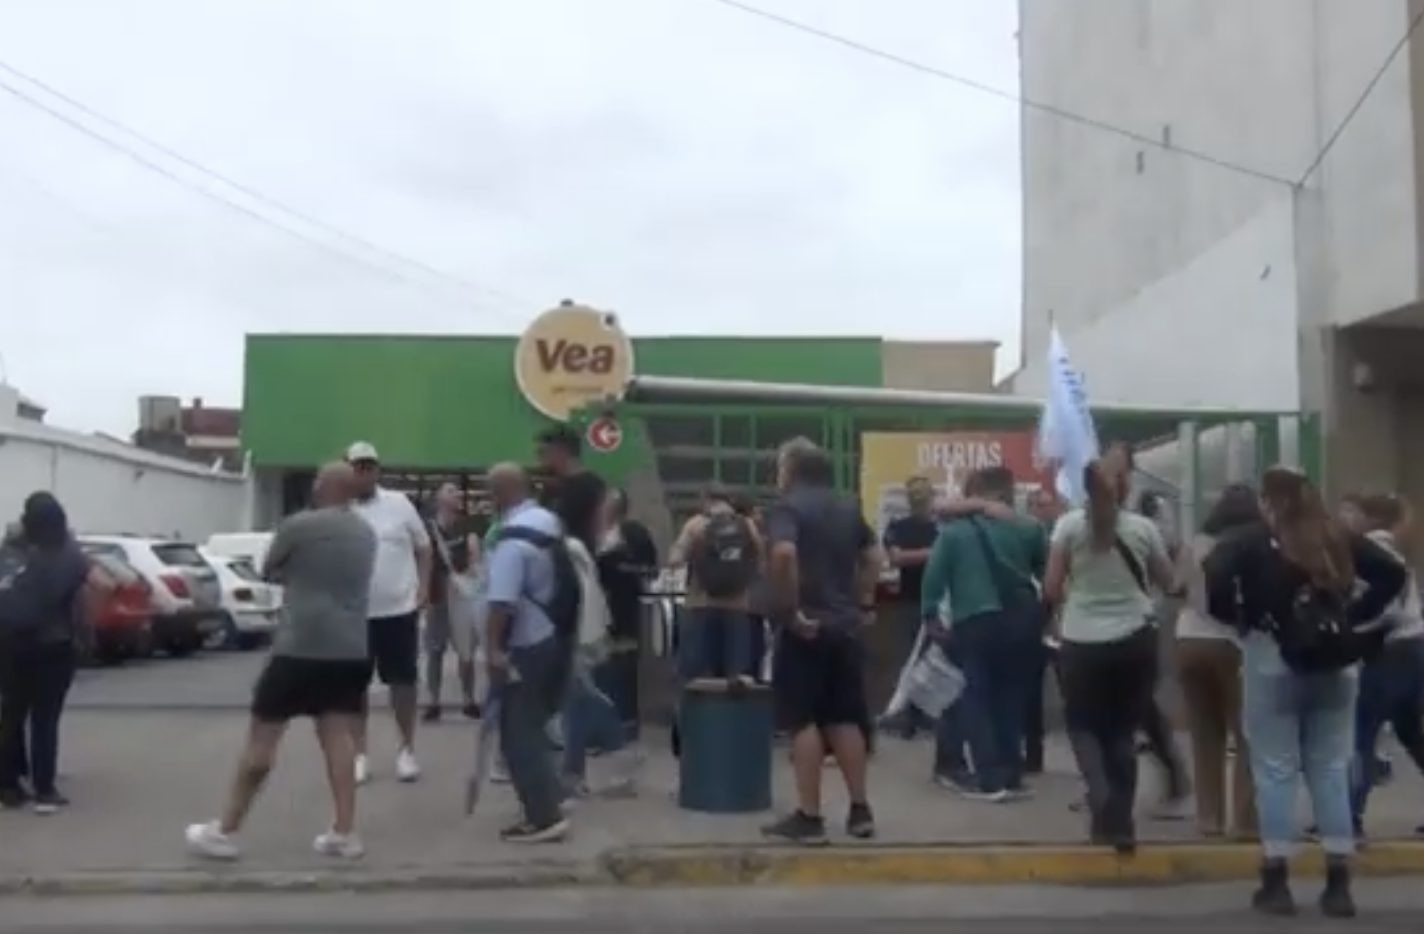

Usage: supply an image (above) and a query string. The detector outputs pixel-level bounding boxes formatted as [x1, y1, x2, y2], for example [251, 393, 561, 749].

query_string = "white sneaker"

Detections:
[185, 821, 240, 861]
[313, 829, 365, 859]
[490, 759, 512, 784]
[354, 754, 371, 785]
[395, 747, 421, 782]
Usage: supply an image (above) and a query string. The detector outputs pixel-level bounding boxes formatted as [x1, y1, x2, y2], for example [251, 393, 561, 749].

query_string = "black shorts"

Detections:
[367, 612, 419, 687]
[251, 656, 369, 723]
[773, 625, 869, 730]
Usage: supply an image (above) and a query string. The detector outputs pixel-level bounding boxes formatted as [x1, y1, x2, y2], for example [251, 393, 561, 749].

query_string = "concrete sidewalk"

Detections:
[3, 710, 1424, 892]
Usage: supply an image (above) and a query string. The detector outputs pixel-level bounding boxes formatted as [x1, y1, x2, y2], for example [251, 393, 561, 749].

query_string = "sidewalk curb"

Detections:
[7, 842, 1424, 895]
[0, 861, 605, 897]
[603, 841, 1424, 887]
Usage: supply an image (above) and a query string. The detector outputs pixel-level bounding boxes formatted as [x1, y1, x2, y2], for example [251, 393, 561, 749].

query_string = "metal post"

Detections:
[1177, 420, 1199, 537]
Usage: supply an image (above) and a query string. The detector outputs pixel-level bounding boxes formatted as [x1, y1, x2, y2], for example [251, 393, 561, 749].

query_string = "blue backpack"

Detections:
[0, 542, 80, 636]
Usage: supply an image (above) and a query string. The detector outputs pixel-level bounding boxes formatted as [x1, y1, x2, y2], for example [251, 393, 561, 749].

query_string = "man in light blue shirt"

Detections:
[483, 463, 568, 843]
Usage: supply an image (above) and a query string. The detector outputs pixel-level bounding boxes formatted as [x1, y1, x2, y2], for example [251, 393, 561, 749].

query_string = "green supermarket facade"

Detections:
[240, 302, 1312, 542]
[240, 302, 1002, 523]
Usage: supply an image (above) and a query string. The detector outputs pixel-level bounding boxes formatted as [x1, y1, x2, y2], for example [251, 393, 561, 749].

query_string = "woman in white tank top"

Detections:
[1173, 484, 1261, 839]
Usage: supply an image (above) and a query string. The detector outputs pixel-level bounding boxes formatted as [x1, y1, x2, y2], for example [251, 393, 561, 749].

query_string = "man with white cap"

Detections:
[346, 441, 432, 784]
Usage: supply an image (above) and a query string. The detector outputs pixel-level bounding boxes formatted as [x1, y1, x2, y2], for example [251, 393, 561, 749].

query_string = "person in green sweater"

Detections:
[920, 466, 1048, 801]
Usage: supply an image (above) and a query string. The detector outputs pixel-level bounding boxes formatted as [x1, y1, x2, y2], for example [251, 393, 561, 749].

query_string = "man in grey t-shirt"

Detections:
[185, 461, 376, 863]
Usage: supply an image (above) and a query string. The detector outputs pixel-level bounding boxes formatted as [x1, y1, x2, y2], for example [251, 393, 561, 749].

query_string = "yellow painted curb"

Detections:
[604, 842, 1424, 887]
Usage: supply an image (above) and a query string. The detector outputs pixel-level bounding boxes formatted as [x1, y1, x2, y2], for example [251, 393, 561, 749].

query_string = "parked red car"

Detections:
[85, 551, 155, 663]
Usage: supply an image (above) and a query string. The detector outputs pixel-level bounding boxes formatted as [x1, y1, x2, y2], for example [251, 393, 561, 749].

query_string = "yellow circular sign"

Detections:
[514, 302, 634, 421]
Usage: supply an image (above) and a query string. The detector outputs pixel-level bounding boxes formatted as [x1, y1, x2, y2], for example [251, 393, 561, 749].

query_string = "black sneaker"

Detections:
[462, 701, 482, 720]
[422, 705, 442, 723]
[0, 786, 28, 810]
[31, 791, 69, 815]
[499, 817, 570, 843]
[761, 810, 828, 846]
[1319, 859, 1357, 918]
[846, 802, 876, 839]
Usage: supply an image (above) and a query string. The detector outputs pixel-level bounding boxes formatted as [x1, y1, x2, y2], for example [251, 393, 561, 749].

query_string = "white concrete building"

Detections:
[1014, 0, 1424, 503]
[0, 385, 255, 540]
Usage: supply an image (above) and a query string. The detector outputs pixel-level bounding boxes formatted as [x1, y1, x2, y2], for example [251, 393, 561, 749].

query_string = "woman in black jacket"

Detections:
[0, 493, 107, 812]
[1205, 467, 1405, 918]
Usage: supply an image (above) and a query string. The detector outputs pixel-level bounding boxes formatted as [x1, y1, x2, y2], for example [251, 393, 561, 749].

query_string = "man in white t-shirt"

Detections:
[345, 442, 433, 784]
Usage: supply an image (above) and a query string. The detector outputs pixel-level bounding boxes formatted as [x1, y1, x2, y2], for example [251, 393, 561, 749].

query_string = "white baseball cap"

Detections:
[345, 441, 380, 463]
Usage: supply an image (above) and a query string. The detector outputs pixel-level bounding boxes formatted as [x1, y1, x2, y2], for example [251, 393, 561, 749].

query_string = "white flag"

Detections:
[1036, 326, 1098, 505]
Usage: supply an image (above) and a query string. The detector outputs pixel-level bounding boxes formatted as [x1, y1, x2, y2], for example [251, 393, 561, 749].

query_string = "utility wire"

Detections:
[0, 61, 530, 311]
[704, 0, 1297, 188]
[1296, 4, 1424, 187]
[0, 69, 531, 319]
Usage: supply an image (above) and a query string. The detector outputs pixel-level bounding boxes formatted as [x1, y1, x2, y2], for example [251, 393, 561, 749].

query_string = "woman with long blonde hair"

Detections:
[1205, 467, 1406, 918]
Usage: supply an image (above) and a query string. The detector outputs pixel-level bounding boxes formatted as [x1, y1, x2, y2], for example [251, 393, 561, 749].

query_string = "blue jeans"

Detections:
[498, 637, 570, 827]
[676, 606, 758, 681]
[561, 664, 627, 781]
[1352, 637, 1424, 821]
[1242, 631, 1357, 858]
[950, 604, 1041, 794]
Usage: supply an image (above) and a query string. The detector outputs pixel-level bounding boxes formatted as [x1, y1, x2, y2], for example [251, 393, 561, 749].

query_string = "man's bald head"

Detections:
[312, 461, 356, 507]
[488, 462, 528, 511]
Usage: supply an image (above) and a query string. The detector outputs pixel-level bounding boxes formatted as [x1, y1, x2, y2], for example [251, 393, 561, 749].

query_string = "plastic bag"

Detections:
[904, 644, 964, 720]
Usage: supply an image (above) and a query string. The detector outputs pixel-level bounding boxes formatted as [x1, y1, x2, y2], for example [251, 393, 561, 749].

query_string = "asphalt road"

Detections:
[69, 647, 287, 710]
[5, 884, 1424, 931]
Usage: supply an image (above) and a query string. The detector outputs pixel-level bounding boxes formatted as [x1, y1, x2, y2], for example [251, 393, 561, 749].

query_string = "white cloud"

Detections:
[0, 0, 1022, 433]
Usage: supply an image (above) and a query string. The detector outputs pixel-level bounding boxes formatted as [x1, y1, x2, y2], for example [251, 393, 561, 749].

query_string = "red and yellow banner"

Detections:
[859, 431, 1051, 541]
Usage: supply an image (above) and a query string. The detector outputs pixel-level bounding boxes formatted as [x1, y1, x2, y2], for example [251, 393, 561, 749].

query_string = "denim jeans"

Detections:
[561, 664, 626, 781]
[498, 637, 571, 827]
[933, 699, 969, 776]
[1242, 631, 1358, 859]
[950, 604, 1041, 793]
[676, 606, 758, 681]
[1351, 636, 1424, 821]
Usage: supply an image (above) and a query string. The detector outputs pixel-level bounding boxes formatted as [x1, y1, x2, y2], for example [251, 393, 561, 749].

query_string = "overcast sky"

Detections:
[0, 0, 1021, 434]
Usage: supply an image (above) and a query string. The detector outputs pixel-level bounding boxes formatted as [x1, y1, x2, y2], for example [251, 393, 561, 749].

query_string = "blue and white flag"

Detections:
[1036, 326, 1098, 505]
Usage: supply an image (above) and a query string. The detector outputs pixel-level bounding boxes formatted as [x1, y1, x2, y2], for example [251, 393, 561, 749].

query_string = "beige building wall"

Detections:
[879, 340, 998, 393]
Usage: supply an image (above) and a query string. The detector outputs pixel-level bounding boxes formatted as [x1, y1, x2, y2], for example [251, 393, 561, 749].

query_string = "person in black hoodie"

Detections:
[0, 493, 110, 812]
[1205, 466, 1405, 919]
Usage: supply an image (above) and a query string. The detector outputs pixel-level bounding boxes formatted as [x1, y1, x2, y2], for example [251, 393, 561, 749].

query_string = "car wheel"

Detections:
[234, 632, 267, 651]
[165, 637, 198, 658]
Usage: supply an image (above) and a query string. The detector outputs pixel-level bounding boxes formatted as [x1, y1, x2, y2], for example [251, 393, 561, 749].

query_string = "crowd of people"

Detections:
[2, 427, 1422, 918]
[882, 443, 1423, 918]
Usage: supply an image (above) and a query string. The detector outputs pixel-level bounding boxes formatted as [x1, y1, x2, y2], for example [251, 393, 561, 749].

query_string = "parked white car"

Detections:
[78, 535, 225, 657]
[200, 549, 281, 650]
[204, 531, 273, 568]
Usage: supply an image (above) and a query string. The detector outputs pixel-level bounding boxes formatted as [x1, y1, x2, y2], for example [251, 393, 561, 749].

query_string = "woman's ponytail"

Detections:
[1084, 460, 1119, 551]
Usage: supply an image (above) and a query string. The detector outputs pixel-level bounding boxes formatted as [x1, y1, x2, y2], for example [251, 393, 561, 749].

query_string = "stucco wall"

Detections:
[0, 410, 251, 540]
[1019, 0, 1420, 369]
[1013, 198, 1301, 409]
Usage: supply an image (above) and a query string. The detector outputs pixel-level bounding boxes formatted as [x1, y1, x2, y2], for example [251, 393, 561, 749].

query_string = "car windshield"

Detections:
[151, 543, 209, 569]
[226, 559, 263, 583]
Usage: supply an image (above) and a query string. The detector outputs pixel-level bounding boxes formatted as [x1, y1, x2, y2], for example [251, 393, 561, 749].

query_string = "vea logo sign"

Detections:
[515, 303, 634, 421]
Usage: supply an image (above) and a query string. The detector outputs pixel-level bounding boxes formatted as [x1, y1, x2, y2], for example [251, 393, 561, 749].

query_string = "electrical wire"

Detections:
[1296, 3, 1424, 187]
[0, 69, 532, 319]
[703, 0, 1298, 188]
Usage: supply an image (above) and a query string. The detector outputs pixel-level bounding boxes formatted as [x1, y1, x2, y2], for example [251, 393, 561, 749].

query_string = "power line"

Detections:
[0, 61, 530, 312]
[0, 68, 532, 319]
[1296, 4, 1424, 187]
[703, 0, 1298, 188]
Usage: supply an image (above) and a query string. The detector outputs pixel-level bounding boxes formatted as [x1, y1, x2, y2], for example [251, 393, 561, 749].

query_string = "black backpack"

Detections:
[692, 512, 756, 599]
[1270, 582, 1379, 673]
[496, 527, 583, 642]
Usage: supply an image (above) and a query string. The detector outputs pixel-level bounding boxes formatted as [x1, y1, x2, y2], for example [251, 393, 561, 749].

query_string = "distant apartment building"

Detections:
[1013, 0, 1424, 503]
[132, 395, 242, 470]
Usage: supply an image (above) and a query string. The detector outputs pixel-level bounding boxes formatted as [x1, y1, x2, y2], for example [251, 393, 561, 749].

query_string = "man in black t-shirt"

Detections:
[535, 425, 607, 551]
[880, 476, 940, 738]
